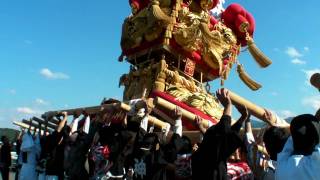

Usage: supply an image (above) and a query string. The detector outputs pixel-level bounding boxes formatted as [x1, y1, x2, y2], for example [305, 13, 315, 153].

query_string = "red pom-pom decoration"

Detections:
[221, 3, 255, 46]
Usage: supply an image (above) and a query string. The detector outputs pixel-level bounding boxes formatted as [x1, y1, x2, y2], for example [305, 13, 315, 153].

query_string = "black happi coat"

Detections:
[192, 115, 243, 180]
[99, 124, 133, 176]
[127, 131, 169, 180]
[64, 122, 100, 180]
[44, 130, 65, 179]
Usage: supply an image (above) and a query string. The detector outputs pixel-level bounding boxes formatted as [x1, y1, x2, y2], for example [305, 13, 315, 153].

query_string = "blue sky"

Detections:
[0, 0, 319, 128]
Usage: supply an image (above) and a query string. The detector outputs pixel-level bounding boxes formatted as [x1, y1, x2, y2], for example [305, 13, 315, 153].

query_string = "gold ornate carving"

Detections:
[120, 64, 155, 100]
[173, 5, 238, 75]
[121, 0, 174, 50]
[154, 59, 168, 92]
[120, 58, 223, 120]
[119, 72, 138, 101]
[163, 67, 223, 119]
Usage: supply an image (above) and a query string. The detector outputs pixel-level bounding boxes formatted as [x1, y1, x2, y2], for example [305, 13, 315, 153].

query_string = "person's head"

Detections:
[290, 114, 320, 155]
[1, 136, 9, 144]
[135, 100, 148, 118]
[263, 126, 289, 161]
[77, 118, 85, 132]
[141, 133, 160, 152]
[177, 135, 192, 155]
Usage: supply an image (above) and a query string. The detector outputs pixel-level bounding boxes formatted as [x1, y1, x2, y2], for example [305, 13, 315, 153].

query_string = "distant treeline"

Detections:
[0, 128, 20, 142]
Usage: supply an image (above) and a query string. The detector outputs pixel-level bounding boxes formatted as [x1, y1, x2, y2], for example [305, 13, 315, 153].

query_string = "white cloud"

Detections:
[302, 96, 320, 110]
[210, 0, 225, 17]
[286, 47, 302, 58]
[304, 47, 309, 51]
[24, 40, 33, 44]
[40, 68, 70, 80]
[291, 58, 306, 65]
[35, 98, 49, 105]
[271, 92, 278, 96]
[277, 110, 296, 119]
[17, 107, 38, 115]
[9, 89, 16, 95]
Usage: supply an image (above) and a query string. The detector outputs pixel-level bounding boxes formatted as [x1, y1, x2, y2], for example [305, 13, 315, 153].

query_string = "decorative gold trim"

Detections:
[237, 64, 261, 91]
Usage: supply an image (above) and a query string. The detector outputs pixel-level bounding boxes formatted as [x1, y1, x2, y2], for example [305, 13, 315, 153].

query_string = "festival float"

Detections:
[117, 0, 274, 129]
[14, 0, 282, 178]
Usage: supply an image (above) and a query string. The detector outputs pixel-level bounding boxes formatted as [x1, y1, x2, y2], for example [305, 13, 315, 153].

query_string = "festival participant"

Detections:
[261, 126, 289, 180]
[227, 147, 254, 180]
[15, 130, 23, 180]
[0, 136, 11, 180]
[45, 111, 69, 180]
[125, 100, 171, 180]
[227, 103, 254, 180]
[276, 114, 320, 180]
[127, 132, 169, 180]
[71, 99, 129, 179]
[244, 112, 269, 178]
[164, 107, 192, 180]
[99, 119, 133, 179]
[191, 88, 245, 180]
[19, 127, 41, 180]
[37, 124, 47, 180]
[64, 112, 93, 180]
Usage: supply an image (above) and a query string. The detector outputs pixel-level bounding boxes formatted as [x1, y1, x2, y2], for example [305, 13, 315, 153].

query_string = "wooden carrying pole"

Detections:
[42, 102, 169, 130]
[48, 117, 60, 125]
[13, 121, 49, 134]
[13, 121, 34, 130]
[153, 97, 211, 128]
[22, 119, 52, 131]
[32, 117, 57, 130]
[154, 92, 288, 127]
[42, 103, 120, 118]
[228, 91, 277, 125]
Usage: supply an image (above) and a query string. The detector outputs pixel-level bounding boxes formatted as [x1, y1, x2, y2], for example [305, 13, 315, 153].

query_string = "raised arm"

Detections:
[216, 88, 232, 117]
[172, 106, 183, 137]
[82, 114, 91, 134]
[245, 116, 253, 134]
[195, 116, 207, 135]
[57, 111, 68, 133]
[70, 113, 80, 134]
[231, 105, 249, 133]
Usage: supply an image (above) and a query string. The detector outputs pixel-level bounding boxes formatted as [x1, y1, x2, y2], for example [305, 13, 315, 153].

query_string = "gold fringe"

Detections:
[247, 37, 272, 68]
[237, 64, 262, 91]
[151, 0, 172, 24]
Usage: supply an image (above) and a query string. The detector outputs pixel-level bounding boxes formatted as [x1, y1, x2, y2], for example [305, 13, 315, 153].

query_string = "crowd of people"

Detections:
[1, 88, 320, 180]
